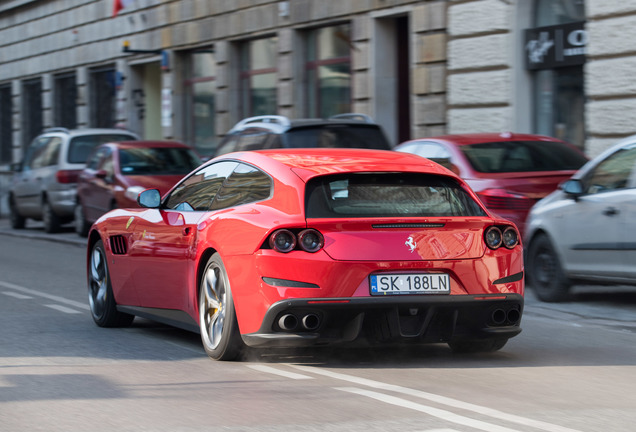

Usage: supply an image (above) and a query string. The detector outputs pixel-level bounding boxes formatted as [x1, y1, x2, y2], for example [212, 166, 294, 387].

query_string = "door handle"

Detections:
[603, 207, 619, 216]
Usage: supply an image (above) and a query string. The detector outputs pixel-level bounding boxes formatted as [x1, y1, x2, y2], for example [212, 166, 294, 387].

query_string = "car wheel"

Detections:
[9, 197, 26, 229]
[74, 201, 89, 237]
[88, 240, 134, 327]
[42, 200, 61, 233]
[199, 253, 244, 361]
[448, 338, 508, 353]
[527, 234, 571, 302]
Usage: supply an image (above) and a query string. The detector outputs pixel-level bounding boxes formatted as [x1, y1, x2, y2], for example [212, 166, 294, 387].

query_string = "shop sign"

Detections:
[525, 21, 586, 70]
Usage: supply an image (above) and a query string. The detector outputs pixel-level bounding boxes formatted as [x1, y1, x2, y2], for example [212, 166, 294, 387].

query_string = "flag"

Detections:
[112, 0, 135, 17]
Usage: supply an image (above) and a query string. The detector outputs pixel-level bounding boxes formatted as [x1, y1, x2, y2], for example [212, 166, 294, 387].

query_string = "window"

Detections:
[118, 147, 200, 175]
[0, 84, 11, 164]
[90, 67, 117, 128]
[211, 163, 272, 210]
[68, 134, 135, 164]
[22, 78, 42, 149]
[165, 161, 238, 211]
[54, 72, 77, 129]
[305, 24, 352, 118]
[185, 50, 216, 157]
[241, 37, 278, 116]
[305, 173, 486, 218]
[583, 146, 636, 194]
[24, 137, 62, 170]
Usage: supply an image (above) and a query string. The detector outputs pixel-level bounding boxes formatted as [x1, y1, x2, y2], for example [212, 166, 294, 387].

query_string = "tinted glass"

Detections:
[118, 147, 201, 175]
[165, 161, 238, 211]
[283, 125, 390, 150]
[68, 134, 136, 164]
[211, 163, 272, 210]
[583, 146, 636, 194]
[305, 173, 486, 218]
[460, 140, 587, 173]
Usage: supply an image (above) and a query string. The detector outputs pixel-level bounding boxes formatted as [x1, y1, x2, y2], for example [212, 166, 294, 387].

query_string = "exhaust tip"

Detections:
[301, 313, 320, 331]
[507, 309, 521, 324]
[491, 309, 507, 325]
[278, 314, 298, 331]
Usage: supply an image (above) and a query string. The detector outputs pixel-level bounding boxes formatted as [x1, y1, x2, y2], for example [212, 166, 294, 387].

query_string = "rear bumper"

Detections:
[241, 293, 523, 348]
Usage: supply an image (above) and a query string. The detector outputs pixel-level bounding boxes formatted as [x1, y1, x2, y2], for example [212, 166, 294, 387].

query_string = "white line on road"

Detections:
[337, 386, 521, 432]
[0, 280, 88, 311]
[44, 304, 83, 314]
[247, 364, 313, 380]
[289, 365, 582, 432]
[2, 291, 33, 300]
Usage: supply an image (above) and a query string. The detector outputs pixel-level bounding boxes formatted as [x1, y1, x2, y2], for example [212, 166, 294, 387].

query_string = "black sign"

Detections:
[525, 21, 586, 70]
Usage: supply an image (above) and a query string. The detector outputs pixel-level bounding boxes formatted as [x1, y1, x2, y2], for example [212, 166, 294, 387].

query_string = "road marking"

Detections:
[247, 364, 313, 380]
[337, 387, 521, 432]
[2, 291, 33, 300]
[0, 280, 88, 311]
[290, 365, 582, 432]
[45, 304, 82, 314]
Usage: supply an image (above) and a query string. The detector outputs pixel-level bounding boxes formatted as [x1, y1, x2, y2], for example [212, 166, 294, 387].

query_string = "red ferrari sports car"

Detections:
[87, 148, 524, 360]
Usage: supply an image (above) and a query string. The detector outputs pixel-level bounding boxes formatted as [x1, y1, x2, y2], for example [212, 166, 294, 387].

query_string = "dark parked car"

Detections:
[525, 135, 636, 302]
[9, 128, 138, 233]
[214, 113, 392, 156]
[394, 133, 588, 232]
[75, 140, 201, 236]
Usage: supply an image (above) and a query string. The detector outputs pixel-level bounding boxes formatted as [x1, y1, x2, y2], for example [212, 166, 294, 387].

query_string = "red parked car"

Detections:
[394, 133, 588, 232]
[86, 148, 524, 361]
[75, 141, 201, 236]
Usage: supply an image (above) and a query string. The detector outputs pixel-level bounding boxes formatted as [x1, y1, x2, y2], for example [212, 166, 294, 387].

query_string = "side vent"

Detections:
[109, 235, 128, 255]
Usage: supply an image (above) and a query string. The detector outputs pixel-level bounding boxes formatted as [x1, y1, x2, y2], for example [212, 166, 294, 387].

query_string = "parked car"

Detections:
[9, 128, 138, 233]
[75, 140, 202, 236]
[214, 113, 392, 156]
[394, 133, 588, 232]
[525, 135, 636, 302]
[87, 148, 524, 361]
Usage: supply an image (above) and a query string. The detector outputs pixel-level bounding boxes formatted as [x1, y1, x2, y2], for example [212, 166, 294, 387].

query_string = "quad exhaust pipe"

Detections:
[491, 308, 521, 326]
[278, 313, 321, 331]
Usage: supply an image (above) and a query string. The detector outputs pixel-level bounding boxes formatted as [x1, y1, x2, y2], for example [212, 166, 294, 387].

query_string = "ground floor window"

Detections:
[90, 67, 117, 128]
[240, 36, 278, 117]
[184, 49, 216, 157]
[54, 72, 77, 129]
[21, 78, 42, 149]
[305, 23, 352, 118]
[0, 84, 12, 164]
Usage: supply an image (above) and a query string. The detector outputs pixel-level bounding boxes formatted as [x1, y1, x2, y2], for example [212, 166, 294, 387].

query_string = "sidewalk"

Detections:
[0, 217, 86, 247]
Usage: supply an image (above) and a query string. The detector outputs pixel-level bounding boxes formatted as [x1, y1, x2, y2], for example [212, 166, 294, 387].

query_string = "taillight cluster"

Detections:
[268, 229, 324, 253]
[484, 225, 519, 250]
[56, 169, 81, 184]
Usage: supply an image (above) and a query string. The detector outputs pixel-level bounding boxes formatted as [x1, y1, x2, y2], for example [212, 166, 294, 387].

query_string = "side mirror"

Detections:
[95, 169, 108, 179]
[137, 189, 161, 209]
[562, 179, 584, 199]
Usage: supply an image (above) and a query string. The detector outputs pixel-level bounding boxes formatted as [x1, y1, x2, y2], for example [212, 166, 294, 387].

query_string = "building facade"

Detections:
[1, 0, 636, 216]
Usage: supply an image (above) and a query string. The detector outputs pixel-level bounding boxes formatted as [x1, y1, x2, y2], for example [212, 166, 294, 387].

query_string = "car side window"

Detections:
[584, 146, 636, 194]
[236, 129, 268, 151]
[210, 162, 272, 210]
[406, 141, 455, 172]
[23, 137, 51, 170]
[164, 161, 238, 211]
[87, 147, 109, 170]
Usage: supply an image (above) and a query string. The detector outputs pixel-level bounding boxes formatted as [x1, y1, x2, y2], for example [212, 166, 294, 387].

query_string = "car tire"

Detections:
[199, 253, 244, 361]
[9, 197, 26, 229]
[527, 234, 571, 302]
[88, 240, 135, 327]
[448, 338, 508, 353]
[75, 201, 89, 237]
[42, 200, 61, 233]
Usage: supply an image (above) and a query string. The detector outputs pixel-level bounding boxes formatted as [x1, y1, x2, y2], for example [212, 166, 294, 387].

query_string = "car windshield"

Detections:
[460, 140, 588, 173]
[68, 134, 135, 164]
[119, 147, 201, 175]
[305, 173, 486, 218]
[282, 125, 391, 150]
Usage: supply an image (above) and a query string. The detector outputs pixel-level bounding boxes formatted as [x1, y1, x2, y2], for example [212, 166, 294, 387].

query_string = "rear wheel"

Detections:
[9, 197, 26, 229]
[74, 201, 90, 237]
[42, 200, 61, 233]
[448, 338, 508, 353]
[88, 240, 134, 327]
[527, 234, 571, 302]
[199, 253, 244, 361]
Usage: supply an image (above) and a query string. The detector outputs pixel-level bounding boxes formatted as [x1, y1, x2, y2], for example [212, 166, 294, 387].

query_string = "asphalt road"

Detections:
[1, 221, 635, 432]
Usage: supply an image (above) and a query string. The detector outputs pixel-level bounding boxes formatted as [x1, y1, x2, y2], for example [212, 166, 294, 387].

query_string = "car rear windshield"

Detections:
[68, 134, 136, 164]
[305, 173, 486, 218]
[119, 147, 201, 175]
[282, 125, 391, 150]
[460, 140, 588, 173]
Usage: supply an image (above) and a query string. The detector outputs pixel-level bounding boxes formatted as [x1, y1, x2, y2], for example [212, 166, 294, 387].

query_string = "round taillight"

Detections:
[298, 229, 324, 253]
[484, 226, 503, 249]
[269, 229, 296, 253]
[502, 226, 519, 249]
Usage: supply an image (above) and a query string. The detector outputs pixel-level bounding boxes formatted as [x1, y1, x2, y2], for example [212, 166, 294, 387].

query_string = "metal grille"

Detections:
[109, 235, 128, 255]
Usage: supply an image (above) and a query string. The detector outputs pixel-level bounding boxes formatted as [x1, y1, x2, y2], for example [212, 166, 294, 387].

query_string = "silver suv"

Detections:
[9, 128, 138, 233]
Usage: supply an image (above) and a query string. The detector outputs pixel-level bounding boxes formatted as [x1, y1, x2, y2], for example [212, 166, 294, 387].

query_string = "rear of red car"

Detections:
[232, 160, 524, 351]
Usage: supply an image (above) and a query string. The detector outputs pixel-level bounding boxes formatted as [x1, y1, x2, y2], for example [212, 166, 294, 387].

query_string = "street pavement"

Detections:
[0, 218, 86, 247]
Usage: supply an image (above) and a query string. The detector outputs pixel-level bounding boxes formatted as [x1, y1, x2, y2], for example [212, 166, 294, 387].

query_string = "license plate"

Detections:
[370, 273, 450, 295]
